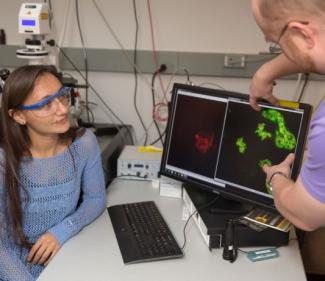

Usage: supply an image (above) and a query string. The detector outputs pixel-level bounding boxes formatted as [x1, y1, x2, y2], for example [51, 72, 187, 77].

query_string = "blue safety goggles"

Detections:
[20, 86, 71, 110]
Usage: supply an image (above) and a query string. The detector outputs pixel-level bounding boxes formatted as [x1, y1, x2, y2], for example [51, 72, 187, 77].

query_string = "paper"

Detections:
[243, 208, 292, 232]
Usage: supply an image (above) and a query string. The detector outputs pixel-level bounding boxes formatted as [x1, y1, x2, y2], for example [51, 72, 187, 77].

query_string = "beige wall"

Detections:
[0, 0, 325, 145]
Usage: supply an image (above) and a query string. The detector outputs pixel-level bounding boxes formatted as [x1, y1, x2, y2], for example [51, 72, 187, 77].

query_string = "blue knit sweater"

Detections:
[0, 128, 106, 281]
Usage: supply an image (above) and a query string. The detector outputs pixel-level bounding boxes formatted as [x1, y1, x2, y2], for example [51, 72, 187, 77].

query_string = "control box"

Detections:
[117, 145, 161, 180]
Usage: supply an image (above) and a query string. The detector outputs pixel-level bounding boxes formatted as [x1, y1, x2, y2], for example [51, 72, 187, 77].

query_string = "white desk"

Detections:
[38, 180, 307, 281]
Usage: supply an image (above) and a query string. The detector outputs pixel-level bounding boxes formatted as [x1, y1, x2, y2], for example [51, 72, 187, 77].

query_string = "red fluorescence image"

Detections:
[194, 132, 214, 154]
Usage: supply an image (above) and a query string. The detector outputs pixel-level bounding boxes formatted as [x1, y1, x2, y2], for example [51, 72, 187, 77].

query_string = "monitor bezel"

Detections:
[160, 83, 312, 211]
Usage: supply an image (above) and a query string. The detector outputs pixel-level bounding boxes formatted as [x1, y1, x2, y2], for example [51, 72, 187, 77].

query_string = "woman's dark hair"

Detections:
[0, 64, 81, 248]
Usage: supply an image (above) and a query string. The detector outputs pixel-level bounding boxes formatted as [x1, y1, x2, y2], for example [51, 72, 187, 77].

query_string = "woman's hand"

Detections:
[27, 232, 61, 266]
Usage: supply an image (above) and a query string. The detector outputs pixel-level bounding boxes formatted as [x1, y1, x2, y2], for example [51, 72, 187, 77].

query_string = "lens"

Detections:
[57, 89, 71, 106]
[32, 103, 55, 117]
[32, 89, 71, 117]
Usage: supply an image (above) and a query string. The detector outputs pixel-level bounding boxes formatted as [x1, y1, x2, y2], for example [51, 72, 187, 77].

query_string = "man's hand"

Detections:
[249, 53, 304, 111]
[263, 153, 295, 182]
[27, 232, 61, 266]
[249, 69, 279, 111]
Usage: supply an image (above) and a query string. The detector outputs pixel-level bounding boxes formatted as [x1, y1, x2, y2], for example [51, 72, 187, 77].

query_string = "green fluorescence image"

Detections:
[255, 123, 272, 141]
[258, 159, 272, 169]
[261, 109, 297, 150]
[236, 137, 247, 154]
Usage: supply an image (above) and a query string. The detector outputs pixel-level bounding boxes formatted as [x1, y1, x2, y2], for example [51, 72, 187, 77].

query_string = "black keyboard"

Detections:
[107, 201, 184, 264]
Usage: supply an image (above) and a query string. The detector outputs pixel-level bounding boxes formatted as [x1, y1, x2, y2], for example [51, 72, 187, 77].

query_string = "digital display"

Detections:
[160, 84, 311, 210]
[167, 93, 227, 179]
[22, 19, 36, 27]
[215, 100, 303, 197]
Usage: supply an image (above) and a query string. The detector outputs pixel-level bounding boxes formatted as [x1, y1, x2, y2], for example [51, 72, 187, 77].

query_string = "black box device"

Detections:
[183, 184, 289, 250]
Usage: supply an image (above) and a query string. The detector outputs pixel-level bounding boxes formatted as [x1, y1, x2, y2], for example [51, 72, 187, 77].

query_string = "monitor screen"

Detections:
[160, 84, 312, 211]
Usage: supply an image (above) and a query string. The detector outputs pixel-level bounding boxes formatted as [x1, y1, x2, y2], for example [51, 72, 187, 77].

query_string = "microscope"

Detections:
[15, 3, 53, 65]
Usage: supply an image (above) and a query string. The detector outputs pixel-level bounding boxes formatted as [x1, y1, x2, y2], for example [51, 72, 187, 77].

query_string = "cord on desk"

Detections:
[237, 248, 248, 254]
[107, 175, 150, 188]
[116, 174, 148, 180]
[181, 196, 219, 250]
[181, 210, 198, 250]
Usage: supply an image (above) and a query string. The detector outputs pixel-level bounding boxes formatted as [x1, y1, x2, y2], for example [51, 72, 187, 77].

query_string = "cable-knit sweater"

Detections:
[0, 128, 106, 281]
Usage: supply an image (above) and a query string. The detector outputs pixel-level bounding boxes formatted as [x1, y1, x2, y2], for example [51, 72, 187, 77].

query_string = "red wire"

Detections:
[153, 102, 168, 122]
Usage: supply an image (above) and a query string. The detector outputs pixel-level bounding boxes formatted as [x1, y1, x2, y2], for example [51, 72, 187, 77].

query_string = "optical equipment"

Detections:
[16, 3, 52, 65]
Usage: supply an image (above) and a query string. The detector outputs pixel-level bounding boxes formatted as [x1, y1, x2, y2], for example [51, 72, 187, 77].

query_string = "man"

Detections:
[250, 0, 325, 231]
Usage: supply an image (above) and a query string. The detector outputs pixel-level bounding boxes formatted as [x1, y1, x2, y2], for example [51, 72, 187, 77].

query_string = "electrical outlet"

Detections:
[224, 55, 246, 68]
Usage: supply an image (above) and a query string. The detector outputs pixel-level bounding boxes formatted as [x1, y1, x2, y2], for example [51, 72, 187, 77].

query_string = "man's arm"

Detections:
[271, 175, 325, 231]
[250, 53, 305, 110]
[263, 154, 325, 231]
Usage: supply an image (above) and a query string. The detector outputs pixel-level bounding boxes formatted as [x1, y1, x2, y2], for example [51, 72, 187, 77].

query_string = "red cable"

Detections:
[153, 102, 168, 122]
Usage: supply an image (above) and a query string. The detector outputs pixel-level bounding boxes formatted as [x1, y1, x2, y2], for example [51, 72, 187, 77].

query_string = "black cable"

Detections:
[132, 0, 148, 146]
[237, 248, 248, 254]
[75, 0, 91, 123]
[151, 66, 166, 147]
[181, 210, 198, 250]
[57, 45, 135, 145]
[47, 0, 53, 29]
[150, 129, 166, 146]
[297, 73, 310, 103]
[181, 196, 219, 250]
[83, 104, 95, 124]
[115, 174, 149, 181]
[150, 93, 170, 146]
[57, 46, 121, 123]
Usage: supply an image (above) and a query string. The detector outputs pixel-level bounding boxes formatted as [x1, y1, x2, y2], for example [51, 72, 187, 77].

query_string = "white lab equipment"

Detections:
[16, 3, 52, 64]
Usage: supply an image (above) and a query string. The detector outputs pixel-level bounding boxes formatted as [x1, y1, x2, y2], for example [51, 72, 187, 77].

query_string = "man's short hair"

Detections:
[258, 0, 325, 22]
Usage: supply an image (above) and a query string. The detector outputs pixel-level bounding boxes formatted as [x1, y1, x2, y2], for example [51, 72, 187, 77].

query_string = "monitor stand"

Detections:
[208, 196, 253, 215]
[183, 183, 252, 217]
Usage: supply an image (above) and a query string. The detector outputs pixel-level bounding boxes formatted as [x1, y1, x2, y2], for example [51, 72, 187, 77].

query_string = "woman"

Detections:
[0, 65, 106, 280]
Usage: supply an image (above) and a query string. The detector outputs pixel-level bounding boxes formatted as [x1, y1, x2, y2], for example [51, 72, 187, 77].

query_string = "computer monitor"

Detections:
[160, 83, 312, 211]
